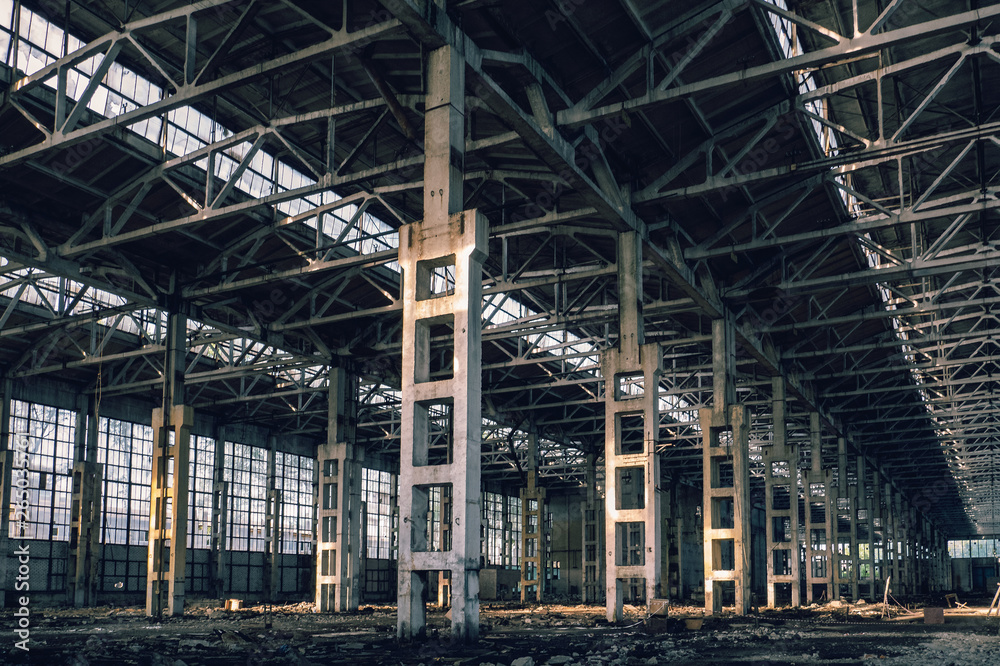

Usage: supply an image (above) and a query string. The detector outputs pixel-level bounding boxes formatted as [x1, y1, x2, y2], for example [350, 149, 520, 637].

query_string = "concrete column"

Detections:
[146, 311, 193, 617]
[0, 373, 14, 607]
[763, 377, 800, 607]
[900, 497, 913, 596]
[520, 433, 547, 602]
[938, 532, 954, 591]
[69, 458, 101, 606]
[870, 470, 885, 596]
[397, 43, 486, 644]
[889, 490, 901, 596]
[668, 481, 681, 600]
[702, 317, 751, 616]
[316, 367, 363, 612]
[603, 231, 662, 622]
[502, 491, 514, 569]
[265, 437, 281, 603]
[832, 438, 858, 601]
[581, 452, 603, 603]
[803, 414, 833, 603]
[702, 404, 751, 615]
[896, 495, 908, 596]
[68, 394, 101, 607]
[856, 456, 875, 600]
[211, 424, 228, 598]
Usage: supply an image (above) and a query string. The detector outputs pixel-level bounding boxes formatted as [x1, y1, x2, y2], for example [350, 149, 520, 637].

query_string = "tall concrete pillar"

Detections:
[702, 318, 751, 616]
[68, 395, 101, 607]
[581, 452, 603, 603]
[855, 456, 873, 600]
[602, 231, 662, 621]
[146, 311, 193, 617]
[316, 367, 363, 612]
[803, 414, 833, 603]
[905, 518, 913, 597]
[211, 424, 228, 598]
[870, 470, 885, 596]
[832, 437, 858, 600]
[397, 43, 486, 644]
[520, 432, 547, 602]
[763, 376, 800, 607]
[884, 483, 899, 597]
[265, 436, 282, 603]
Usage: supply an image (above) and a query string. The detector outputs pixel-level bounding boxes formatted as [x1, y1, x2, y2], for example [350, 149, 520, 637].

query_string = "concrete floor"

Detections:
[2, 600, 999, 665]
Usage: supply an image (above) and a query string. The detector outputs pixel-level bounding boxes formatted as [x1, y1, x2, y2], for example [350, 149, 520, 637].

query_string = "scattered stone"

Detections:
[547, 656, 573, 665]
[512, 657, 536, 666]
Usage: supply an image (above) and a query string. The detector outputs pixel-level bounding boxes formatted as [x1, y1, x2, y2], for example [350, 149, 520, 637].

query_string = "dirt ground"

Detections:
[1, 597, 999, 665]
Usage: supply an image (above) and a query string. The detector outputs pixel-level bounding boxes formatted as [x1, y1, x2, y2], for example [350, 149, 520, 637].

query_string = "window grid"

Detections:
[97, 417, 153, 546]
[362, 468, 396, 560]
[223, 441, 268, 552]
[187, 435, 215, 550]
[508, 495, 522, 567]
[8, 400, 75, 541]
[276, 451, 315, 555]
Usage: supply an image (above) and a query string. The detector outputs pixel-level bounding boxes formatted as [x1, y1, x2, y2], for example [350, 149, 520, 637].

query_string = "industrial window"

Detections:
[276, 451, 315, 555]
[482, 490, 523, 568]
[8, 400, 75, 540]
[188, 435, 215, 550]
[362, 468, 396, 560]
[508, 494, 522, 566]
[97, 416, 153, 546]
[949, 538, 998, 559]
[223, 441, 268, 552]
[484, 491, 505, 566]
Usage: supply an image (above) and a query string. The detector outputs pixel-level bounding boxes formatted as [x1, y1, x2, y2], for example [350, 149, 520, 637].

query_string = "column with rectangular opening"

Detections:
[602, 231, 662, 622]
[803, 414, 833, 604]
[316, 367, 363, 612]
[833, 437, 858, 601]
[894, 492, 908, 596]
[764, 377, 799, 607]
[702, 317, 751, 616]
[146, 311, 192, 617]
[884, 482, 898, 597]
[874, 477, 888, 596]
[397, 42, 486, 644]
[582, 452, 603, 603]
[856, 456, 875, 601]
[521, 432, 546, 602]
[702, 404, 750, 615]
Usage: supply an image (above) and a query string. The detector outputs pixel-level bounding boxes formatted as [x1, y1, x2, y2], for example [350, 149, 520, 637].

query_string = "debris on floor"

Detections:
[1, 598, 999, 665]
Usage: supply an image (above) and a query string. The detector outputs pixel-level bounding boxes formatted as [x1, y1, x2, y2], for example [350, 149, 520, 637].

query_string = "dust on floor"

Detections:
[1, 598, 998, 665]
